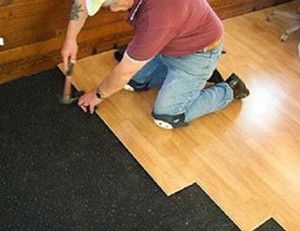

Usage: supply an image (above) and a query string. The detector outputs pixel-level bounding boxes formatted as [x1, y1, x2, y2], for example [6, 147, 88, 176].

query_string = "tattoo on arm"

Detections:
[70, 2, 84, 21]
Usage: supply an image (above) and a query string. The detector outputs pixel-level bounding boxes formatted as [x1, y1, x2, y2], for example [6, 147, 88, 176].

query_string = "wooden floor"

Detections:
[58, 2, 300, 230]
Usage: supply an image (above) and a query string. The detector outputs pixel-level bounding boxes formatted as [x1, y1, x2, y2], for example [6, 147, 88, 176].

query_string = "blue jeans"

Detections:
[130, 44, 234, 123]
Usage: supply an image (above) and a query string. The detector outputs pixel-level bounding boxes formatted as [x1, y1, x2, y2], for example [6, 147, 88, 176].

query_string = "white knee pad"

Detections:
[152, 112, 188, 129]
[153, 119, 174, 129]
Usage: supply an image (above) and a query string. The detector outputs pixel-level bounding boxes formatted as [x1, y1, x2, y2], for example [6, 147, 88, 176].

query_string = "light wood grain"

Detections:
[58, 2, 300, 230]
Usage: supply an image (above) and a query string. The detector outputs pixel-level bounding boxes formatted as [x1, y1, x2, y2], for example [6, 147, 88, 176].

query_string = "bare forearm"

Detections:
[66, 0, 88, 41]
[98, 67, 134, 98]
[98, 54, 149, 98]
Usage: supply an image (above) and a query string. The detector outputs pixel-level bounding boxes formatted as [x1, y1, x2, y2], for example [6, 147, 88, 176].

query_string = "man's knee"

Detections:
[151, 111, 188, 129]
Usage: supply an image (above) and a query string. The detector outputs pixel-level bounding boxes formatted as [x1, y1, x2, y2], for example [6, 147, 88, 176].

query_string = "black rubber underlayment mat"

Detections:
[0, 69, 285, 231]
[255, 218, 286, 231]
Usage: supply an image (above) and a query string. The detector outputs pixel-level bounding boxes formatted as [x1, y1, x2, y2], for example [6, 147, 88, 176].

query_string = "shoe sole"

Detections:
[123, 84, 135, 92]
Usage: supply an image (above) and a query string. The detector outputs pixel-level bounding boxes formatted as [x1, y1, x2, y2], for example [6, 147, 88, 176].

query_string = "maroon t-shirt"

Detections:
[126, 0, 224, 61]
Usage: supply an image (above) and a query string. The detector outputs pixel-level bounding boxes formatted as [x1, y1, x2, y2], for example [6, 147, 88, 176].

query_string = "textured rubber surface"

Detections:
[0, 68, 280, 231]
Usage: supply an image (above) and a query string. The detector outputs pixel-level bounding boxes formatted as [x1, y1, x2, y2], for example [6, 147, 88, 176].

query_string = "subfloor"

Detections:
[58, 2, 300, 230]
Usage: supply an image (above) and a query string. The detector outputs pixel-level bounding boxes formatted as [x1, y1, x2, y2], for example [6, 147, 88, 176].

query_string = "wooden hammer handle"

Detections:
[63, 62, 74, 99]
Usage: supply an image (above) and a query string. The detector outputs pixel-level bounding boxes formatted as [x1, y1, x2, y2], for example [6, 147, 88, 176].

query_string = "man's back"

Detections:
[127, 0, 224, 60]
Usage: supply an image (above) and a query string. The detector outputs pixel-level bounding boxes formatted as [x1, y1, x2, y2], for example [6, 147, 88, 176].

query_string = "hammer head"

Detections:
[58, 91, 85, 105]
[59, 96, 79, 105]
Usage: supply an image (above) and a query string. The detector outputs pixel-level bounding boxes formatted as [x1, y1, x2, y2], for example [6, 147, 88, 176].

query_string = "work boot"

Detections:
[208, 69, 224, 84]
[225, 73, 250, 99]
[114, 46, 127, 62]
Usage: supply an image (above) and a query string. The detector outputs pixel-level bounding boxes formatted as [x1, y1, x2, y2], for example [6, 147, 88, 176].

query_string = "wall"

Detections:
[0, 0, 291, 83]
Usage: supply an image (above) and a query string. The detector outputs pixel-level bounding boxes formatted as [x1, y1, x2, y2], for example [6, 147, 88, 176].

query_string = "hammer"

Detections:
[59, 61, 84, 105]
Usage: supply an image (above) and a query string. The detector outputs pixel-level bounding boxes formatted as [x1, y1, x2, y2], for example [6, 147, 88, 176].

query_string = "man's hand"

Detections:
[61, 39, 78, 71]
[76, 51, 150, 115]
[78, 89, 103, 114]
